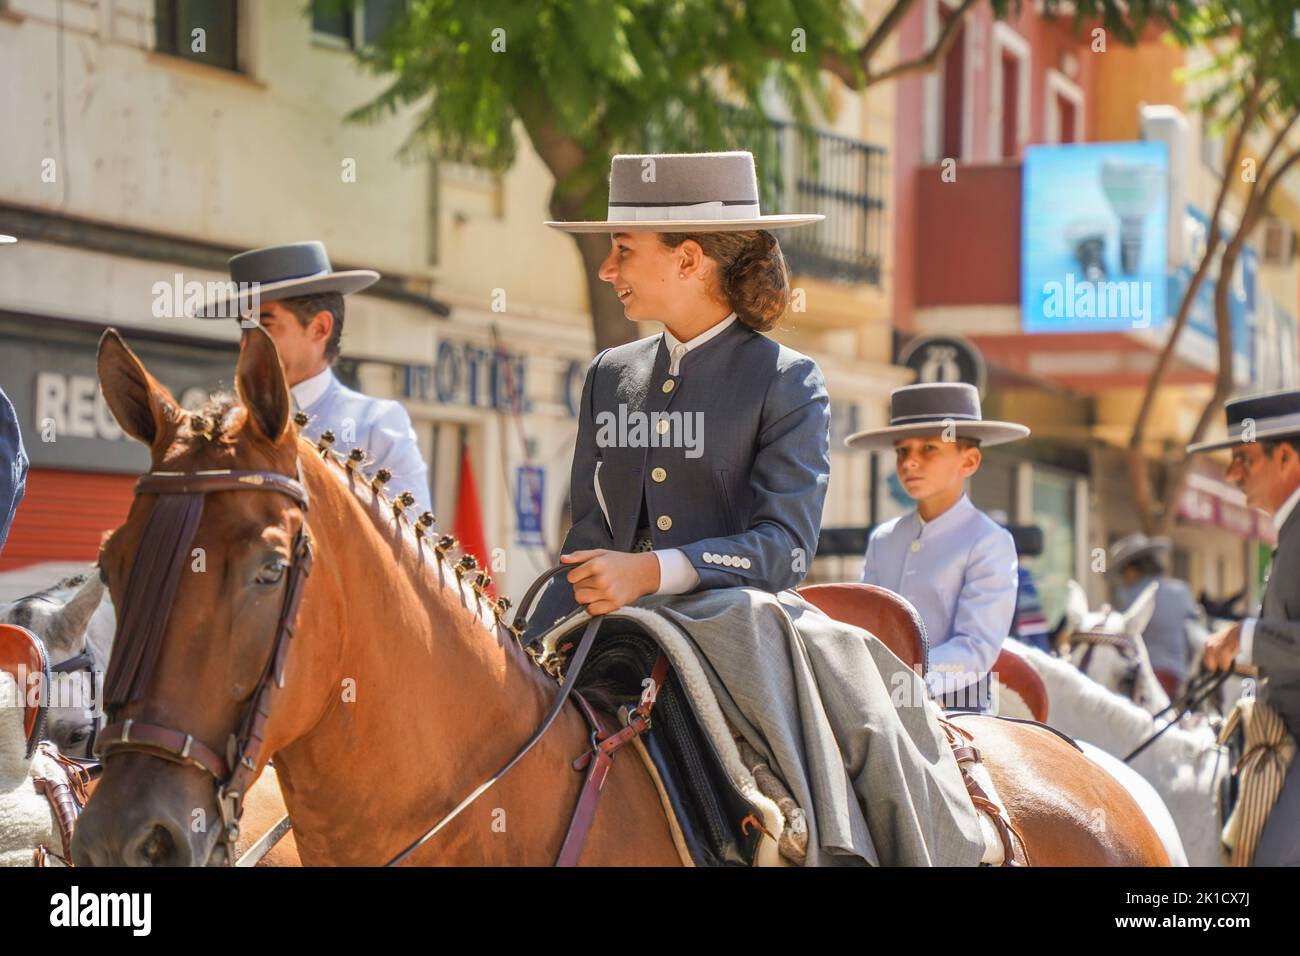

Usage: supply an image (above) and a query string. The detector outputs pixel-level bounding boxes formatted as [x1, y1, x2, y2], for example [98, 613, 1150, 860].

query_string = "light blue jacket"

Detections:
[861, 494, 1019, 697]
[298, 370, 431, 515]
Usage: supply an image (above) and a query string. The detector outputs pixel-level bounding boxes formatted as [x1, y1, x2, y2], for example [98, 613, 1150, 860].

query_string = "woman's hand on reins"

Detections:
[562, 549, 661, 616]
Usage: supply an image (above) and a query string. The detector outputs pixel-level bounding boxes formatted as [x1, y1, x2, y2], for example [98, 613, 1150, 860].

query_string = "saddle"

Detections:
[797, 584, 1049, 722]
[572, 626, 767, 866]
[0, 623, 92, 866]
[795, 583, 1028, 865]
[0, 623, 51, 759]
[796, 583, 928, 674]
[557, 585, 1031, 866]
[990, 648, 1050, 723]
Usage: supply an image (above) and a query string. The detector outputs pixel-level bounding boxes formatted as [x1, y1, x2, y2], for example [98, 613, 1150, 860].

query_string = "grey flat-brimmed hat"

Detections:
[844, 383, 1030, 450]
[193, 241, 379, 318]
[545, 151, 824, 233]
[1108, 533, 1170, 572]
[1186, 388, 1300, 453]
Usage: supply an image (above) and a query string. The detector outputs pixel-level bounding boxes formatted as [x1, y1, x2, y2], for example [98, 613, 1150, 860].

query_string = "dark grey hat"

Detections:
[1186, 388, 1300, 453]
[844, 382, 1030, 450]
[545, 151, 823, 233]
[1108, 532, 1170, 573]
[193, 241, 379, 318]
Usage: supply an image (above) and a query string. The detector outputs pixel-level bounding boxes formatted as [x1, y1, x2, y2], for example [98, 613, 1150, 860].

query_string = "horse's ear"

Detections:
[53, 575, 105, 651]
[1122, 581, 1159, 637]
[235, 325, 292, 444]
[97, 329, 181, 447]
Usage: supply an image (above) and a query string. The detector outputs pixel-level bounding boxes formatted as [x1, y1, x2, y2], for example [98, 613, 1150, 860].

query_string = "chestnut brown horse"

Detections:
[73, 328, 1167, 866]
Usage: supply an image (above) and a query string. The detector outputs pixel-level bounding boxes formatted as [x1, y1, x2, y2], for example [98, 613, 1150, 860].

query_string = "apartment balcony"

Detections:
[703, 107, 889, 330]
[773, 124, 887, 289]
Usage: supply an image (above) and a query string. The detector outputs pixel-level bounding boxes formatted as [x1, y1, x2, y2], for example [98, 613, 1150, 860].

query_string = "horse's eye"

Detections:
[68, 727, 90, 744]
[255, 558, 287, 586]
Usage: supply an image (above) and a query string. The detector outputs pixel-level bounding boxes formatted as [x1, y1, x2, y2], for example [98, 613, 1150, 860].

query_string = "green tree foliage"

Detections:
[340, 0, 1195, 349]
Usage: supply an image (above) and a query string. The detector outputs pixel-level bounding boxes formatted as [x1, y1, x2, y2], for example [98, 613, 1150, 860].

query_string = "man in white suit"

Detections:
[198, 241, 431, 514]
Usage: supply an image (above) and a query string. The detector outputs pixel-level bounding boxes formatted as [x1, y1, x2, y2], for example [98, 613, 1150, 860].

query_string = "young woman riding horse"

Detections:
[72, 323, 1168, 866]
[71, 152, 1169, 867]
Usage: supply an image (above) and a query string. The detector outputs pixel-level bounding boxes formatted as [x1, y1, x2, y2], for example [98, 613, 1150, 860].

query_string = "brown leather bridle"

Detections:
[94, 467, 313, 865]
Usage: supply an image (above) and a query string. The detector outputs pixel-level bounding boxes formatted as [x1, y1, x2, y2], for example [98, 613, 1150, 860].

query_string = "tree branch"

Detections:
[1126, 72, 1267, 532]
[1157, 142, 1300, 533]
[822, 0, 979, 90]
[860, 0, 918, 65]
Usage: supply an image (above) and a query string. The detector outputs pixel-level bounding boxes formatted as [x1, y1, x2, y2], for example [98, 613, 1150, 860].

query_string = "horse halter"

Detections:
[1069, 628, 1140, 701]
[51, 647, 100, 758]
[94, 468, 313, 864]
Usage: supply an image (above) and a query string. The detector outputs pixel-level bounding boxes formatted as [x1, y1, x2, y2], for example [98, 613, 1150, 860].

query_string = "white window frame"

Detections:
[989, 22, 1031, 160]
[1045, 68, 1085, 145]
[922, 0, 976, 164]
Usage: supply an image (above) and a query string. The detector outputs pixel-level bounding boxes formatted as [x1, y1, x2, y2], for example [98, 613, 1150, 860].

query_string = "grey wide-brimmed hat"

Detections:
[1108, 533, 1170, 573]
[1186, 388, 1300, 453]
[545, 151, 824, 233]
[193, 241, 379, 318]
[844, 383, 1030, 450]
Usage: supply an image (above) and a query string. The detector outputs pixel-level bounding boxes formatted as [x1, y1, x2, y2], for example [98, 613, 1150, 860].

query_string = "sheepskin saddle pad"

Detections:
[574, 626, 766, 866]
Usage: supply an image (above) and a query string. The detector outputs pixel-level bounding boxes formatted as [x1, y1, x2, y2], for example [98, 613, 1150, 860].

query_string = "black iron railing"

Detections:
[708, 108, 887, 287]
[767, 122, 885, 286]
[644, 106, 886, 286]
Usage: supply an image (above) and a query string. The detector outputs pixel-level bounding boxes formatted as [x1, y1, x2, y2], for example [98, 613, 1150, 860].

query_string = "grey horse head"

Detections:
[0, 572, 114, 757]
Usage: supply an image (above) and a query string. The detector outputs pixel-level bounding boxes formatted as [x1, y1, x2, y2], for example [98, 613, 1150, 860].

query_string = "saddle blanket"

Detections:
[538, 588, 989, 866]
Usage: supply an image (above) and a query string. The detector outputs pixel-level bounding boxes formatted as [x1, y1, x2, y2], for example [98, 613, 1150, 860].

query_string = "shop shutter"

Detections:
[0, 469, 136, 572]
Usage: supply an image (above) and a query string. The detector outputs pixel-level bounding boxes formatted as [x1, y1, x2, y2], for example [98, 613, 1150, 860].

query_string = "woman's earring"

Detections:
[679, 273, 686, 279]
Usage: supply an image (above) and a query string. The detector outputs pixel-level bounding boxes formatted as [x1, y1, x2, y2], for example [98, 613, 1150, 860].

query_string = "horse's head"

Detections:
[1, 574, 112, 757]
[1063, 578, 1169, 712]
[73, 327, 327, 866]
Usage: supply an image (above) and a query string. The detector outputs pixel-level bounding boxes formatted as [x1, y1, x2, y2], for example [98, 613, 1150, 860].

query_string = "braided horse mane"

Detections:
[186, 388, 517, 646]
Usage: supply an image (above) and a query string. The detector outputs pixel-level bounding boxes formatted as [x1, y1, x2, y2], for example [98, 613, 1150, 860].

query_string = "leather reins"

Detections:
[93, 459, 626, 868]
[93, 467, 314, 865]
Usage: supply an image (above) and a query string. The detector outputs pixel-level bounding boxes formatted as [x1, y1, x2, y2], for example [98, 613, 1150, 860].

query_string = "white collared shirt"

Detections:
[661, 312, 737, 375]
[1238, 480, 1300, 664]
[1273, 482, 1300, 535]
[291, 366, 334, 410]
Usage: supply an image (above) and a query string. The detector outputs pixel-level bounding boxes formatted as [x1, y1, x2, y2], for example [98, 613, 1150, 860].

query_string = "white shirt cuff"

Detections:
[1239, 617, 1256, 666]
[653, 549, 700, 595]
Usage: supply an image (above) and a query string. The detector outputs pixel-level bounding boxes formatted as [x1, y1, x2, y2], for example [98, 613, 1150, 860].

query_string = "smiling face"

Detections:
[597, 231, 709, 323]
[893, 434, 981, 503]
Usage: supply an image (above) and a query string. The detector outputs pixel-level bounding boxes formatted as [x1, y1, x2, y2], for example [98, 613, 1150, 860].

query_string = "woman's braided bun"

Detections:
[658, 230, 790, 332]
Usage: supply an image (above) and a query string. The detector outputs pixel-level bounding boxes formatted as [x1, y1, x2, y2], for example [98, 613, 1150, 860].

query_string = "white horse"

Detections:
[0, 572, 114, 758]
[1058, 579, 1171, 714]
[996, 638, 1230, 867]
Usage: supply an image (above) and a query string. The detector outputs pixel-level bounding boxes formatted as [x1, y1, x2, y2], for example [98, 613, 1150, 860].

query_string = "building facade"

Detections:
[0, 0, 908, 599]
[888, 0, 1300, 621]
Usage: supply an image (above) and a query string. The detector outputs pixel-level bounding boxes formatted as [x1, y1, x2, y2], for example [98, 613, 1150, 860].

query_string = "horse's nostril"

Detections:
[138, 824, 176, 866]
